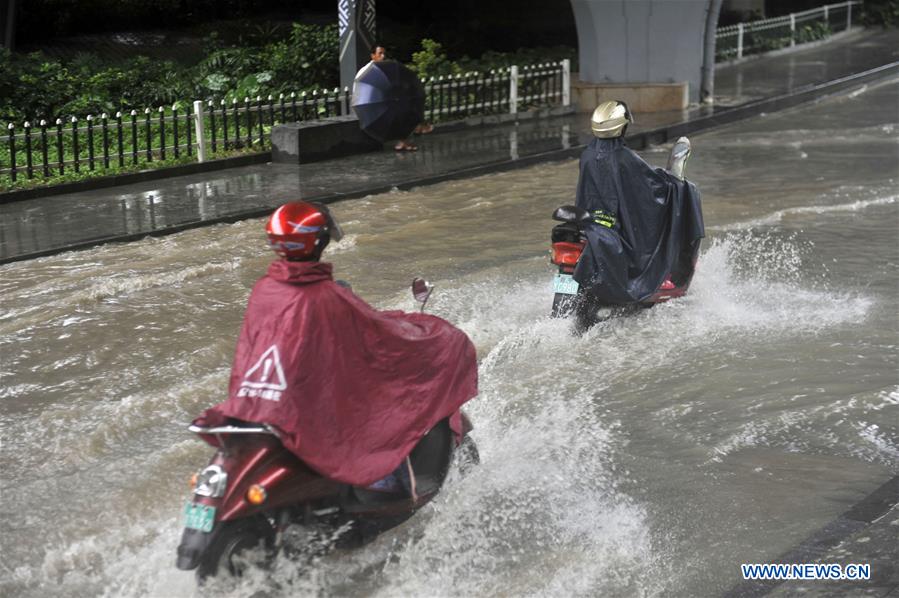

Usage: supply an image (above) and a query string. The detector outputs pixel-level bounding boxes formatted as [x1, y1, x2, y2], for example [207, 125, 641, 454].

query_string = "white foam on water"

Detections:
[37, 368, 226, 471]
[875, 387, 899, 408]
[702, 388, 899, 469]
[702, 123, 899, 148]
[711, 193, 898, 232]
[847, 84, 869, 98]
[0, 253, 246, 333]
[75, 258, 243, 304]
[31, 516, 198, 598]
[326, 233, 358, 254]
[856, 422, 899, 462]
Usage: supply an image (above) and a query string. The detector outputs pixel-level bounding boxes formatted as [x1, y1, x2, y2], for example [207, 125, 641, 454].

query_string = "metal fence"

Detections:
[716, 1, 861, 61]
[2, 60, 570, 185]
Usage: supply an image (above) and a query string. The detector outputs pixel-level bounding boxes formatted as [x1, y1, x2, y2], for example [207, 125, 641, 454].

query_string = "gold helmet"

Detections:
[590, 100, 633, 138]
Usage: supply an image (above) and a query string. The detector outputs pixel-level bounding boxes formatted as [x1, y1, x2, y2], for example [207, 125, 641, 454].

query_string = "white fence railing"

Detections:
[3, 59, 572, 182]
[716, 1, 862, 61]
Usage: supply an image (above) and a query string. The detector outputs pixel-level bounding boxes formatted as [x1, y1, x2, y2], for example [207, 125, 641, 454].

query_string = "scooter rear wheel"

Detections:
[551, 292, 578, 318]
[196, 517, 276, 582]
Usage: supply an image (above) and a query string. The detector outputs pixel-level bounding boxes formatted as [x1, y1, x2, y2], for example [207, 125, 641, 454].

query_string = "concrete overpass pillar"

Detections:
[570, 0, 711, 109]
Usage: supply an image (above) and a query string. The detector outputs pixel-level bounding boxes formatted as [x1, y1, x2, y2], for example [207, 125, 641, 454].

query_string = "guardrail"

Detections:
[715, 1, 862, 61]
[2, 59, 570, 188]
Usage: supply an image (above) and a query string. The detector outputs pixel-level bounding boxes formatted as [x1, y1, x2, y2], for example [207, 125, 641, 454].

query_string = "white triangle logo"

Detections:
[241, 345, 288, 391]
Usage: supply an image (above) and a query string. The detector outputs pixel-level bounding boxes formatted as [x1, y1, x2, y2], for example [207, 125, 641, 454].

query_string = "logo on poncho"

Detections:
[238, 344, 287, 402]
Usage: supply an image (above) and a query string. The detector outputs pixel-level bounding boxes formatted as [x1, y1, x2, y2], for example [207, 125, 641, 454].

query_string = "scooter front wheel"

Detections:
[455, 436, 480, 477]
[196, 516, 276, 582]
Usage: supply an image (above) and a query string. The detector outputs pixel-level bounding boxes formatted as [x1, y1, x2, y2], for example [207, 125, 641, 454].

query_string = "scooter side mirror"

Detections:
[552, 205, 591, 223]
[667, 136, 692, 181]
[412, 277, 434, 312]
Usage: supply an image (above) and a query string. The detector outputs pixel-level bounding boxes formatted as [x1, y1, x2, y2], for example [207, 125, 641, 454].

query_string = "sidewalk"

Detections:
[726, 475, 898, 598]
[1, 28, 897, 264]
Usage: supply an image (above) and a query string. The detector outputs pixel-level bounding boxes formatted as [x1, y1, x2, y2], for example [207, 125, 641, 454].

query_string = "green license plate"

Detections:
[553, 273, 579, 295]
[184, 502, 216, 533]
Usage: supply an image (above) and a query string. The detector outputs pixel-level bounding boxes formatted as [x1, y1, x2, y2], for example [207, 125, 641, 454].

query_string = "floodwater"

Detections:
[1, 79, 897, 597]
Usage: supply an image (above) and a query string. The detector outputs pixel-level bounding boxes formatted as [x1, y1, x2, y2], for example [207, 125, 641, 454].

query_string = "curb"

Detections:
[723, 475, 899, 597]
[0, 153, 271, 204]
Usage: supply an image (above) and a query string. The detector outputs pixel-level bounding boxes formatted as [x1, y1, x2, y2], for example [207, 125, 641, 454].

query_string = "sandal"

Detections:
[394, 142, 418, 151]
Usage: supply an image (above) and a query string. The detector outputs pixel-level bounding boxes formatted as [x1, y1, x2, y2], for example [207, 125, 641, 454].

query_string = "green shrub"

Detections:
[266, 23, 339, 92]
[796, 21, 831, 44]
[408, 38, 575, 80]
[2, 28, 573, 125]
[459, 46, 576, 72]
[411, 39, 460, 79]
[1, 22, 340, 123]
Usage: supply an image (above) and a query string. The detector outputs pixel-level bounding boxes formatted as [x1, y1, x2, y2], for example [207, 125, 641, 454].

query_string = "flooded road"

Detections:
[1, 79, 897, 597]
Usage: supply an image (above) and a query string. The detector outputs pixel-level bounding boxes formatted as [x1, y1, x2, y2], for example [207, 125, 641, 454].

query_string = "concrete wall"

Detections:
[271, 116, 381, 164]
[571, 80, 688, 112]
[570, 0, 710, 103]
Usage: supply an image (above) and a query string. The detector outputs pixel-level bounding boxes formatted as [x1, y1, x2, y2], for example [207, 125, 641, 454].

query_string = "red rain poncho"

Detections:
[194, 260, 478, 486]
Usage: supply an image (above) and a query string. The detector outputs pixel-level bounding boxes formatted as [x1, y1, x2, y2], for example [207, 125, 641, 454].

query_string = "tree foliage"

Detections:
[410, 39, 461, 79]
[411, 38, 575, 79]
[2, 26, 571, 123]
[861, 0, 899, 27]
[2, 22, 339, 122]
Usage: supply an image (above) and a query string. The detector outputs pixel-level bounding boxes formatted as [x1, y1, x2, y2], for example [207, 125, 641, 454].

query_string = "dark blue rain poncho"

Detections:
[573, 137, 704, 304]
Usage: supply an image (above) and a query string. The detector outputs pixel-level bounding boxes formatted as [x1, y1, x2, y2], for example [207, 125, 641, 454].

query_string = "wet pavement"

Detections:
[1, 28, 897, 263]
[713, 28, 899, 106]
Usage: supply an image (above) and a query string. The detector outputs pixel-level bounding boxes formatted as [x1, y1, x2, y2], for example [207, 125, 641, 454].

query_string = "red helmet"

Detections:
[265, 201, 343, 260]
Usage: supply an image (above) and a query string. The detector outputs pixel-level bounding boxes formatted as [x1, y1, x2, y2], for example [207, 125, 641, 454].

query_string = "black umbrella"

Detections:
[352, 60, 425, 142]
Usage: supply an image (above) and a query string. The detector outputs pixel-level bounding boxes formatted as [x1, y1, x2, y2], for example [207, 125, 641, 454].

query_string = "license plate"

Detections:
[553, 273, 579, 295]
[184, 502, 216, 533]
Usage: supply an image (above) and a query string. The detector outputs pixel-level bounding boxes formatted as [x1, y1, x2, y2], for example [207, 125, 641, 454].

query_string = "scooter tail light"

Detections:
[189, 472, 198, 491]
[247, 484, 267, 505]
[551, 242, 584, 267]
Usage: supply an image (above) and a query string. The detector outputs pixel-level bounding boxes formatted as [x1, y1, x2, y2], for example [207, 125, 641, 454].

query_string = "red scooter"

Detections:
[175, 279, 478, 581]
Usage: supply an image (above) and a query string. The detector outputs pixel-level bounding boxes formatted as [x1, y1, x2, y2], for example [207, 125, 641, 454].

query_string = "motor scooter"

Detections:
[175, 278, 478, 581]
[549, 137, 699, 330]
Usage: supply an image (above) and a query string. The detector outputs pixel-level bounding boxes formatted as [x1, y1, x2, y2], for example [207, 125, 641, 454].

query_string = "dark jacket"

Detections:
[573, 137, 704, 304]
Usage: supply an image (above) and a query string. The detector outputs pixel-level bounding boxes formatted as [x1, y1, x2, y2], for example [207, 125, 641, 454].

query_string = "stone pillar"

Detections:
[338, 0, 377, 92]
[570, 0, 710, 105]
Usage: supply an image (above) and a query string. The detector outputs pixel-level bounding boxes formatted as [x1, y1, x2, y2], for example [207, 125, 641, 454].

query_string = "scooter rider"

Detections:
[572, 101, 704, 307]
[194, 201, 477, 494]
[575, 100, 636, 228]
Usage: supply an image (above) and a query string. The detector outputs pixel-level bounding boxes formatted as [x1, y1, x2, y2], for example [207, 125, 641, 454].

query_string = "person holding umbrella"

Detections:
[353, 45, 429, 152]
